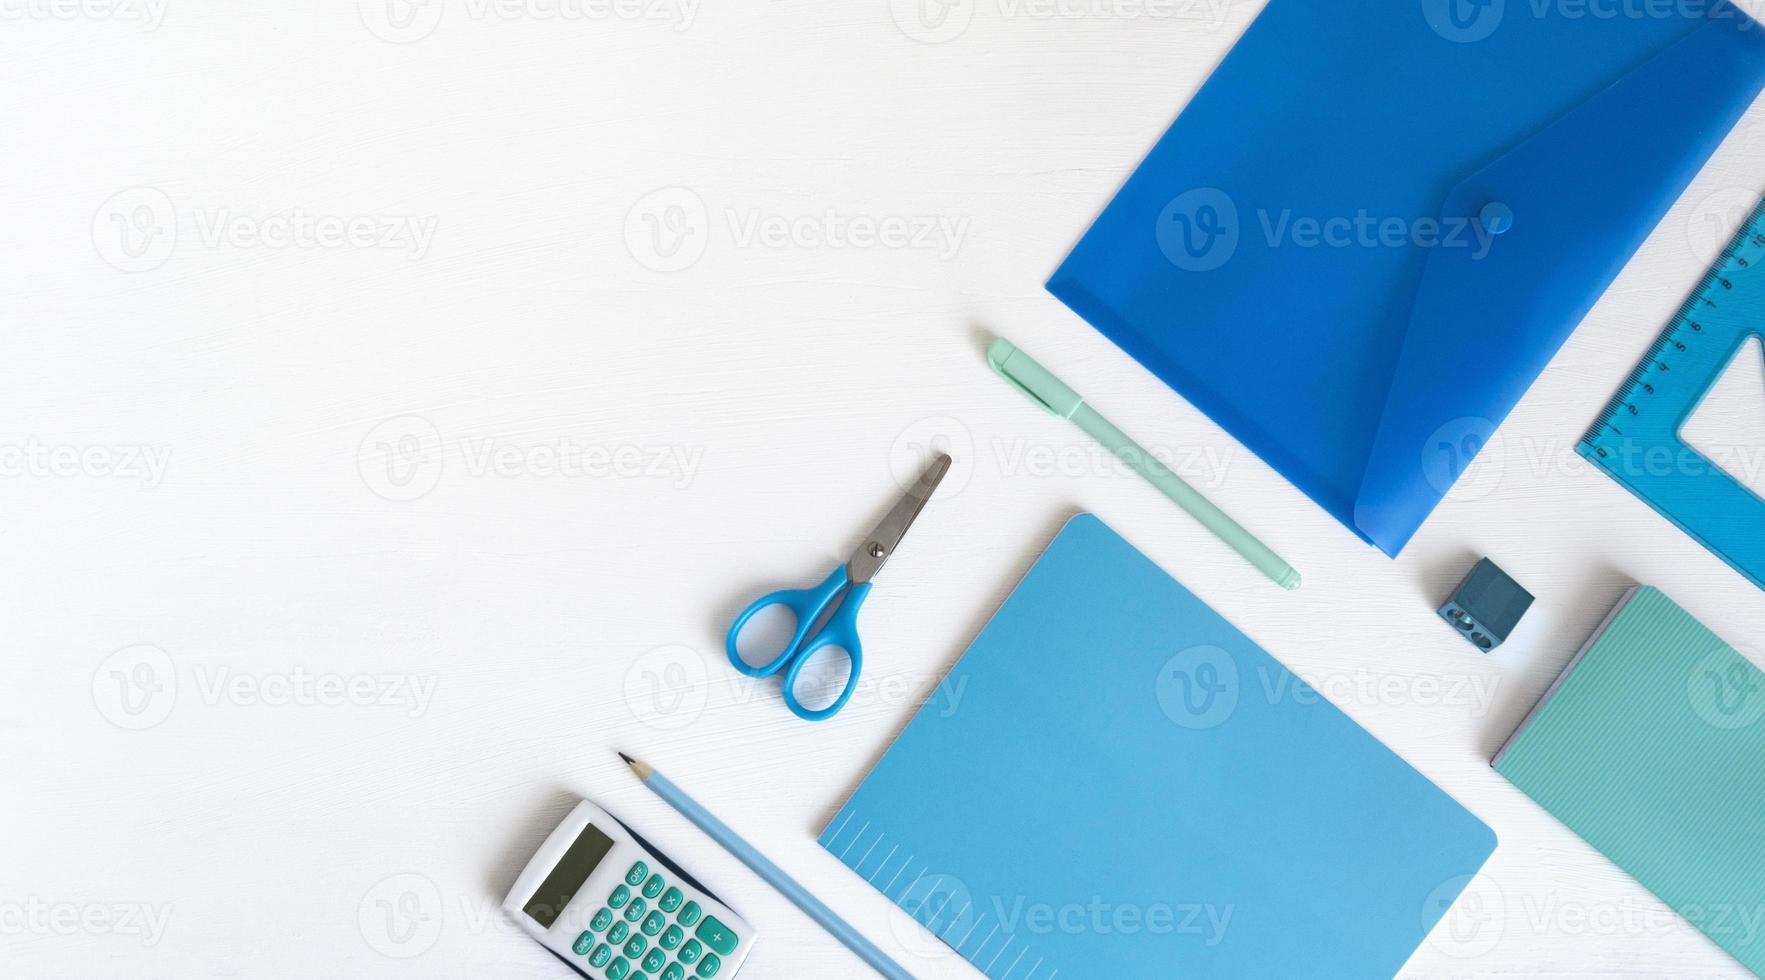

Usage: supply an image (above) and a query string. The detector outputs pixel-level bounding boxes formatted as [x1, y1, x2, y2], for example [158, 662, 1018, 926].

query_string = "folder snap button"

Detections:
[1479, 202, 1514, 236]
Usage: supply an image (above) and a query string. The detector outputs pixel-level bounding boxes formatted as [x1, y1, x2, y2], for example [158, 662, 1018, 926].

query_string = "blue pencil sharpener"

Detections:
[1439, 558, 1533, 653]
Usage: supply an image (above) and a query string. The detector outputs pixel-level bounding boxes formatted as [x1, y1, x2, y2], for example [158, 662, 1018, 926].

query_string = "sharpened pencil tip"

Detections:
[618, 752, 654, 782]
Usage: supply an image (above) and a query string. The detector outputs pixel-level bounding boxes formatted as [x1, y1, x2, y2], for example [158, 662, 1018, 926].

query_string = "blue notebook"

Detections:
[1048, 2, 1765, 557]
[821, 514, 1496, 977]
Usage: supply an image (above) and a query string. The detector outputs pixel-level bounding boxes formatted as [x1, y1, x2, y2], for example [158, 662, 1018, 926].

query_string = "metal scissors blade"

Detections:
[845, 453, 950, 584]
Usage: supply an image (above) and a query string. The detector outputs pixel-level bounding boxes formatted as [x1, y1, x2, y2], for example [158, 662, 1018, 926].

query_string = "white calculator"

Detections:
[504, 798, 757, 979]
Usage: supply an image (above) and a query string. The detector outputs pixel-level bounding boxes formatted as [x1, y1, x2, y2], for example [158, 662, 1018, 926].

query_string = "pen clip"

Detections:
[987, 338, 1085, 419]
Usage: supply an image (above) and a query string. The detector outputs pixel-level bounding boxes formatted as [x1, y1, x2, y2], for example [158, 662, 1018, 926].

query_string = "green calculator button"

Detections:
[608, 920, 630, 945]
[658, 887, 683, 913]
[696, 952, 721, 977]
[661, 964, 685, 980]
[642, 911, 665, 937]
[678, 939, 702, 964]
[624, 935, 647, 959]
[643, 949, 667, 973]
[677, 901, 701, 927]
[589, 943, 613, 968]
[694, 916, 739, 956]
[659, 924, 683, 950]
[573, 931, 595, 955]
[642, 873, 666, 900]
[609, 884, 631, 909]
[591, 908, 615, 932]
[626, 862, 649, 887]
[624, 898, 647, 922]
[607, 956, 630, 980]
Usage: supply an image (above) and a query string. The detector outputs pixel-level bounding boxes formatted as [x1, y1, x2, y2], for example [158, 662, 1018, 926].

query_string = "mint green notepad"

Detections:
[1494, 586, 1765, 975]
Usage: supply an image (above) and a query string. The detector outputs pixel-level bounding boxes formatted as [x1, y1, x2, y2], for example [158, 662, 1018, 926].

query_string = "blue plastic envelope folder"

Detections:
[821, 514, 1498, 977]
[1048, 2, 1765, 556]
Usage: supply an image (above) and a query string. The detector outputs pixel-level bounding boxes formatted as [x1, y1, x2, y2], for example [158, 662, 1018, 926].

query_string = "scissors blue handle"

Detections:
[726, 566, 873, 722]
[724, 453, 951, 722]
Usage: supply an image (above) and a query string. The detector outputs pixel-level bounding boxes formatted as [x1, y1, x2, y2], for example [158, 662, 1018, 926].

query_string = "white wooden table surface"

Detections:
[6, 2, 1765, 977]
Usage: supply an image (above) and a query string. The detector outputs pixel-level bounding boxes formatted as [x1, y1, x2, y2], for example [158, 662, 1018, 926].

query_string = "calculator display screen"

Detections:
[523, 823, 616, 929]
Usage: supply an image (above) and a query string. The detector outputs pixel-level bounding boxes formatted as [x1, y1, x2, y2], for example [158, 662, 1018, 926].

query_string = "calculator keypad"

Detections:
[565, 863, 741, 980]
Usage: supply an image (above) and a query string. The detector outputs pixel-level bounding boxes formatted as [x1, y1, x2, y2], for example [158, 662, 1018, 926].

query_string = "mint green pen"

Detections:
[988, 338, 1301, 591]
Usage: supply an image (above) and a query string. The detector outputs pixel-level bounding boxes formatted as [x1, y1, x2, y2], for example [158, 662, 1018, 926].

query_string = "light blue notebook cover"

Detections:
[820, 514, 1496, 977]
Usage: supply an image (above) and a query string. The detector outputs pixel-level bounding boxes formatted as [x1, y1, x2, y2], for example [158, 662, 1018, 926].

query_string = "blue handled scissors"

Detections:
[726, 453, 951, 721]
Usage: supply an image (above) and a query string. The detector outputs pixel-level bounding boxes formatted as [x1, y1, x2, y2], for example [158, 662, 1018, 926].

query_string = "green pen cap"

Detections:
[987, 339, 1085, 419]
